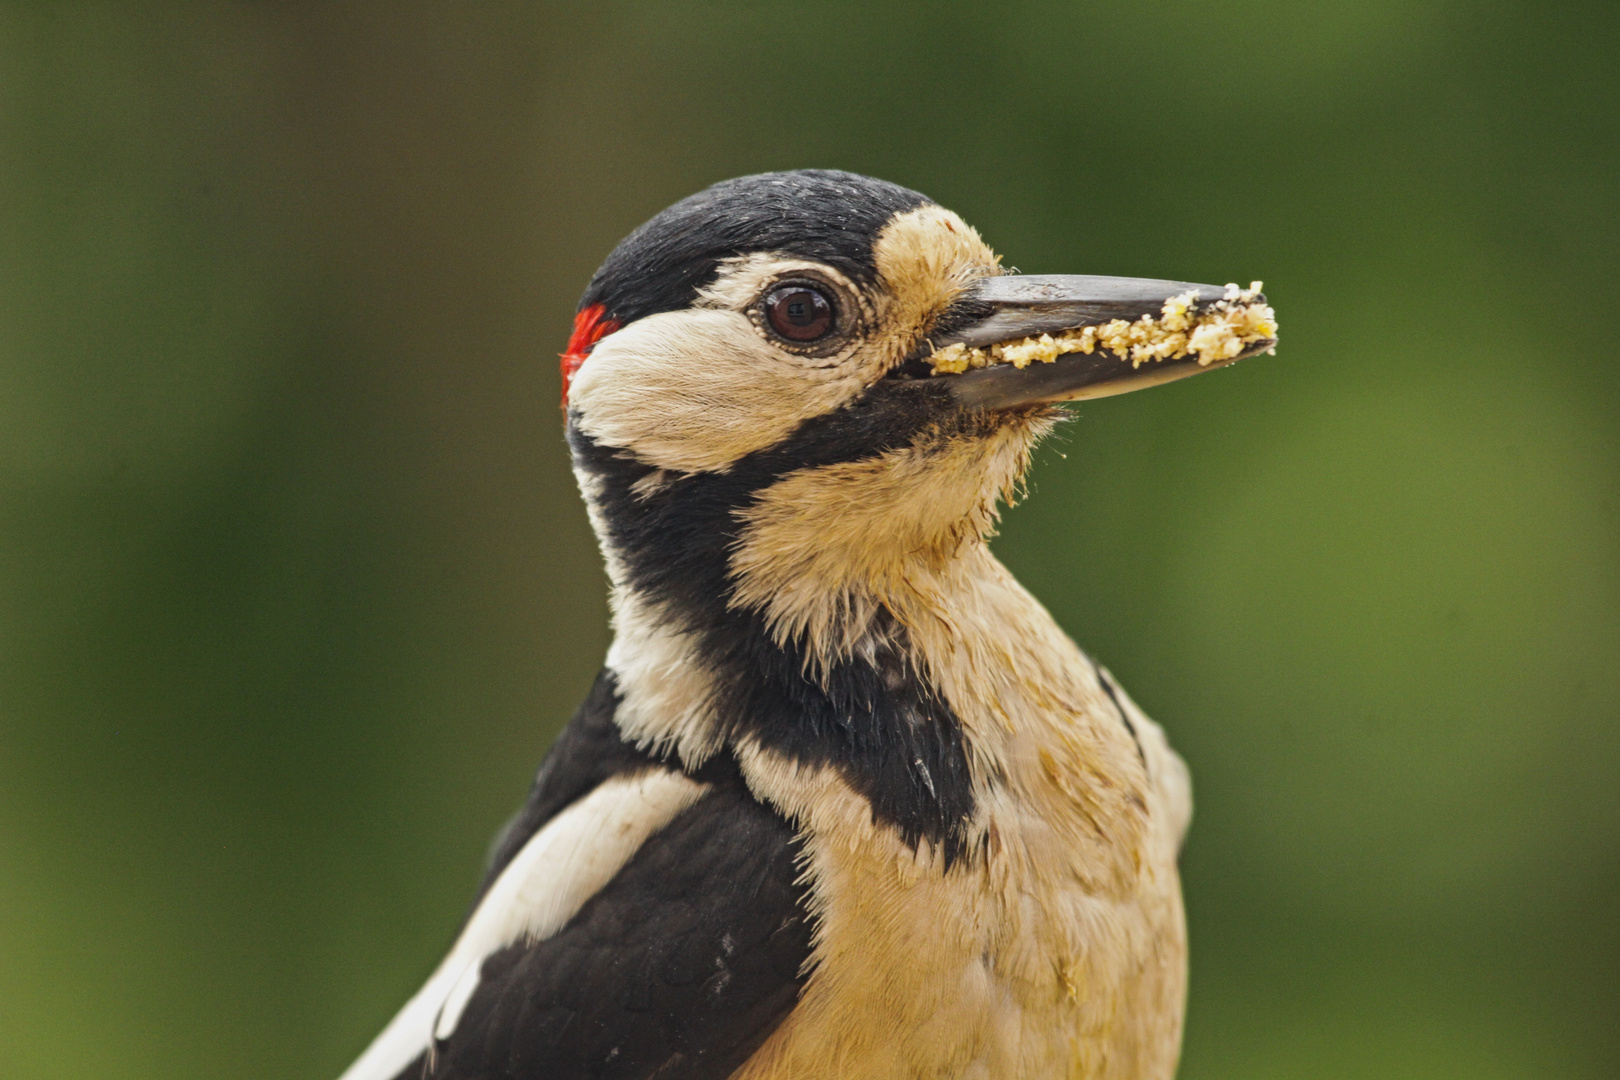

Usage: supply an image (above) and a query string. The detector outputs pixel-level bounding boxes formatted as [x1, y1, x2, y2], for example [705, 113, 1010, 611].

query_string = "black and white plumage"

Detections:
[338, 171, 1274, 1080]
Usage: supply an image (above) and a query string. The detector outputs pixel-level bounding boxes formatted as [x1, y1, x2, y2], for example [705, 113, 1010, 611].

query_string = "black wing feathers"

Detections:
[428, 783, 812, 1080]
[404, 670, 813, 1080]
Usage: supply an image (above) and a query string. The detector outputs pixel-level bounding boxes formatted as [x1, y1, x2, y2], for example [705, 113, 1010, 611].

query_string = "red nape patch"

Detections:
[559, 304, 620, 407]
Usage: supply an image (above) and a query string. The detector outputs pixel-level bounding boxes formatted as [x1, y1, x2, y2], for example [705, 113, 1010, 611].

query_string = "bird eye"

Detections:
[764, 284, 835, 342]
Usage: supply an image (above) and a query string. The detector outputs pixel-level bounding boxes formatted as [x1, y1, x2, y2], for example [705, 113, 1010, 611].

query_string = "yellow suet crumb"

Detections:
[927, 282, 1278, 375]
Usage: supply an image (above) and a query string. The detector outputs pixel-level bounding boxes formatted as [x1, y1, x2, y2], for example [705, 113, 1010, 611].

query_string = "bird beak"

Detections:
[909, 275, 1277, 411]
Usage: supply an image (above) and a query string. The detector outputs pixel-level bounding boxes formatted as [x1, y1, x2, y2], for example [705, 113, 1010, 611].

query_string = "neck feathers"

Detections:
[569, 404, 1057, 863]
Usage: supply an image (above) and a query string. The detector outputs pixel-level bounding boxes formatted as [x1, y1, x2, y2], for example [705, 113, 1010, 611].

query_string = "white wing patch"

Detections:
[338, 769, 710, 1080]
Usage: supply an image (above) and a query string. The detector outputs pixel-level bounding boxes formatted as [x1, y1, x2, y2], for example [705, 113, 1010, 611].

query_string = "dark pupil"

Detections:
[767, 285, 833, 341]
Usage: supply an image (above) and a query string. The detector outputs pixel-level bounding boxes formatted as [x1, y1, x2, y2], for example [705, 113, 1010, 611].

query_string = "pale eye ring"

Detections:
[764, 284, 835, 342]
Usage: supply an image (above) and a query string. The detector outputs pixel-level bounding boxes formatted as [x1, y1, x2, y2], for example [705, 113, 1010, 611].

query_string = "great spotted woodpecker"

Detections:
[339, 170, 1274, 1080]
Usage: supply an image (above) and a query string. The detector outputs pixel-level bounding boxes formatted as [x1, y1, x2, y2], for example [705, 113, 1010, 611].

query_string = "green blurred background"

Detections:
[2, 2, 1616, 1077]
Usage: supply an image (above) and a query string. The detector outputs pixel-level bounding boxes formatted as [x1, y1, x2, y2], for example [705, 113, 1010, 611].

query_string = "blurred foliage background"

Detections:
[1, 2, 1616, 1078]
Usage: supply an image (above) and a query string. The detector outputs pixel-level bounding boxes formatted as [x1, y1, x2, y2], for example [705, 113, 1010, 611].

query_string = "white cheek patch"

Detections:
[337, 770, 709, 1080]
[568, 309, 864, 474]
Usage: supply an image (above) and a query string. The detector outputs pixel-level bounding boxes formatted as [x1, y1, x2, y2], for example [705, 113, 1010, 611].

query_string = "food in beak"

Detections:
[926, 282, 1278, 375]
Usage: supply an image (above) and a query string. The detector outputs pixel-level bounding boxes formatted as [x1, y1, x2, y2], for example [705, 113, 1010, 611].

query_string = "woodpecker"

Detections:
[339, 170, 1275, 1080]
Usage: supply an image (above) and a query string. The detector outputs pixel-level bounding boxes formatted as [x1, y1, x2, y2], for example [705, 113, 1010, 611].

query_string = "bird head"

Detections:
[563, 170, 1274, 673]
